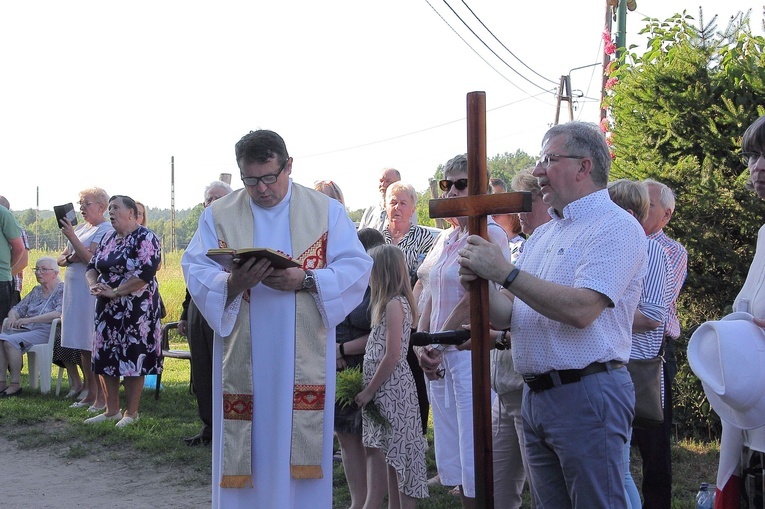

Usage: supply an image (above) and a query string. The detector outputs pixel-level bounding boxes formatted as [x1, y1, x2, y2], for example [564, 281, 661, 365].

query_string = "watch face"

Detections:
[303, 273, 315, 289]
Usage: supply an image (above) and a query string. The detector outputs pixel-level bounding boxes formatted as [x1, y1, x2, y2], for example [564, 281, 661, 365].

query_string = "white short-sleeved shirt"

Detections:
[511, 189, 647, 374]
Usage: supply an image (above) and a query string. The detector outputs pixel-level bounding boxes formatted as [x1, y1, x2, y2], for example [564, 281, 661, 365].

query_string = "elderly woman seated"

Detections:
[0, 257, 64, 397]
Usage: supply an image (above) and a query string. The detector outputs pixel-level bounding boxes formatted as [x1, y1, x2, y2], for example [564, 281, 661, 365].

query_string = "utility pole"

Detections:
[554, 75, 574, 125]
[615, 0, 636, 59]
[35, 186, 39, 250]
[170, 156, 176, 252]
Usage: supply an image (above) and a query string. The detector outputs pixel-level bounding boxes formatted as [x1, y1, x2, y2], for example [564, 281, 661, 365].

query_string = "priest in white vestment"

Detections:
[182, 130, 372, 509]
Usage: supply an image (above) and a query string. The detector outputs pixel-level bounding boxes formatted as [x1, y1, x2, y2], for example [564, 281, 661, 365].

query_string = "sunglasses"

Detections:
[438, 178, 468, 192]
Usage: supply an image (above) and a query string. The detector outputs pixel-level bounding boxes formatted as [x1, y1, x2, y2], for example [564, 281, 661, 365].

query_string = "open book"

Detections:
[206, 248, 301, 271]
[53, 203, 78, 228]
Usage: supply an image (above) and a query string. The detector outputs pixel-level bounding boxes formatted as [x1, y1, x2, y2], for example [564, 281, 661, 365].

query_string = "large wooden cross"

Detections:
[428, 91, 531, 508]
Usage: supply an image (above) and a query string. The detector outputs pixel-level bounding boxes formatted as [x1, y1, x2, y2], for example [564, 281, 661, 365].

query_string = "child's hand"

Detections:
[354, 390, 372, 407]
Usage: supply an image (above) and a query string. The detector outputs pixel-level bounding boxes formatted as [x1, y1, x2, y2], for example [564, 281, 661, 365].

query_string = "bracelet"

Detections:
[113, 287, 121, 297]
[339, 343, 346, 357]
[65, 254, 73, 264]
[502, 267, 521, 290]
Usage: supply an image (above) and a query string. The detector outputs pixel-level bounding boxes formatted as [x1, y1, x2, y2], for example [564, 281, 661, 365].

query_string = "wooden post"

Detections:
[428, 91, 531, 508]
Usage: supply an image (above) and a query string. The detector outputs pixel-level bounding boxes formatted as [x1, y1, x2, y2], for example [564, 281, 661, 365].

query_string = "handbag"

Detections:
[626, 352, 664, 429]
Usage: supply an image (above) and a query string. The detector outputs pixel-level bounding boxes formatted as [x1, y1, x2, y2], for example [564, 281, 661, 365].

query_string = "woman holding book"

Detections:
[58, 187, 113, 407]
[84, 195, 162, 427]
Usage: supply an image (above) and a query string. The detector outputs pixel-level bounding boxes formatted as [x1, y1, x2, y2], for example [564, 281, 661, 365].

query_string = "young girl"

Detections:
[355, 245, 428, 508]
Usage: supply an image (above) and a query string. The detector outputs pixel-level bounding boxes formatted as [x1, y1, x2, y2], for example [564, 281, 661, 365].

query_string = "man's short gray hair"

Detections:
[204, 180, 233, 199]
[542, 122, 611, 187]
[644, 179, 676, 212]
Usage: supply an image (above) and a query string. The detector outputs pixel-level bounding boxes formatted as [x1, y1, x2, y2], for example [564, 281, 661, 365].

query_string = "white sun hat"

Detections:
[687, 312, 765, 430]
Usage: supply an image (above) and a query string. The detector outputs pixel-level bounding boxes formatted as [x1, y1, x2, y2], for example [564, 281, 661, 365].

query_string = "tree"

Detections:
[487, 150, 536, 188]
[605, 10, 765, 438]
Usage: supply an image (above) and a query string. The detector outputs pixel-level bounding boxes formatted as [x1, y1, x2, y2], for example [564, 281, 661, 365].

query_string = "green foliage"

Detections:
[487, 150, 537, 188]
[11, 206, 200, 252]
[335, 366, 389, 430]
[605, 11, 765, 439]
[347, 208, 363, 223]
[335, 366, 364, 409]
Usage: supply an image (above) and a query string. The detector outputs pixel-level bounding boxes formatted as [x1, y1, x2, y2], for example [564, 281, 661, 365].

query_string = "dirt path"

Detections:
[1, 436, 211, 509]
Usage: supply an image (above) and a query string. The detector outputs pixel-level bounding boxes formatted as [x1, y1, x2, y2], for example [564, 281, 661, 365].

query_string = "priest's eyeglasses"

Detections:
[241, 160, 287, 187]
[439, 178, 468, 192]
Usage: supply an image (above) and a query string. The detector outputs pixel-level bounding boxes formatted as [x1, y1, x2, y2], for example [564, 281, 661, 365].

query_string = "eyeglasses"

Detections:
[204, 195, 225, 206]
[439, 178, 468, 192]
[740, 151, 765, 167]
[33, 267, 53, 273]
[78, 201, 94, 207]
[241, 160, 287, 187]
[536, 153, 585, 169]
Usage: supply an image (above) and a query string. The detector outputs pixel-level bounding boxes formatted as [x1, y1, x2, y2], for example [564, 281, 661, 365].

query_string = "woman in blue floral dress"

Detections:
[84, 195, 162, 428]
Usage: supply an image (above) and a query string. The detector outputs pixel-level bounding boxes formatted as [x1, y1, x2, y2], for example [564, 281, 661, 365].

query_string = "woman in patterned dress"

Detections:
[355, 244, 428, 508]
[83, 195, 162, 428]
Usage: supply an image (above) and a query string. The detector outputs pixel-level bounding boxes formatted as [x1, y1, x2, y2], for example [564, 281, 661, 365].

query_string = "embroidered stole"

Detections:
[212, 185, 329, 488]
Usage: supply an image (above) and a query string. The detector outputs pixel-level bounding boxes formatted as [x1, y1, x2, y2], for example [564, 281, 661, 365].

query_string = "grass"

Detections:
[9, 250, 722, 507]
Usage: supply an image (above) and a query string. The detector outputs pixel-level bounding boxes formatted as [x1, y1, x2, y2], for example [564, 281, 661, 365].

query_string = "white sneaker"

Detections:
[87, 404, 107, 413]
[115, 414, 140, 428]
[84, 410, 122, 424]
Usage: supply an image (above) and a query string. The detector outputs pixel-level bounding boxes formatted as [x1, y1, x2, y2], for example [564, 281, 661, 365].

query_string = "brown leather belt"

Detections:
[523, 360, 624, 392]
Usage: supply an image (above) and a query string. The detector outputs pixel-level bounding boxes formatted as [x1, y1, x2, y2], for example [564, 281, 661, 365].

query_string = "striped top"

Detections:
[630, 239, 671, 360]
[647, 230, 687, 339]
[384, 225, 434, 287]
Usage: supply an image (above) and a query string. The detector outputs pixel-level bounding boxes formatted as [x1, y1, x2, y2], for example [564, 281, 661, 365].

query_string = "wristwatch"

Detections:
[301, 270, 316, 291]
[495, 330, 510, 350]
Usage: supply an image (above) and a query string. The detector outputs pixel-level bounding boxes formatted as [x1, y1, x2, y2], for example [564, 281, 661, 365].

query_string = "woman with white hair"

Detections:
[383, 181, 433, 287]
[58, 187, 113, 407]
[0, 257, 64, 397]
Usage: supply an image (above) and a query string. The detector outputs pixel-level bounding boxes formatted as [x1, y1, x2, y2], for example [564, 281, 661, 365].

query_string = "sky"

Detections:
[1, 1, 762, 214]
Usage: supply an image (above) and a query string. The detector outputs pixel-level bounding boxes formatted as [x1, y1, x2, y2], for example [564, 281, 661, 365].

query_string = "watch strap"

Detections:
[502, 267, 521, 290]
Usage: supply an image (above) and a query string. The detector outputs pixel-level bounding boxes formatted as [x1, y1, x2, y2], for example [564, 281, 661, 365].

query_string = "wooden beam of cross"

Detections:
[428, 91, 531, 508]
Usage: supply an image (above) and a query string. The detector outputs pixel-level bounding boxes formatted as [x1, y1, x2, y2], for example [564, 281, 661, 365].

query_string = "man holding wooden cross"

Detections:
[457, 122, 647, 508]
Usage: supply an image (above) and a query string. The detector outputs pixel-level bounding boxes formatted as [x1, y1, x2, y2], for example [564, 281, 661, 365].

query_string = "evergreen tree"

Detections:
[605, 10, 765, 437]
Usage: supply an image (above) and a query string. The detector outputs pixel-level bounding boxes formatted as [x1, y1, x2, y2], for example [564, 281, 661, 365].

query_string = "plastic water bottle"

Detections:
[696, 483, 713, 509]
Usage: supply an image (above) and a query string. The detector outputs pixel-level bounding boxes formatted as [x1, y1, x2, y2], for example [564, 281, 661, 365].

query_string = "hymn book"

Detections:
[53, 203, 78, 227]
[206, 248, 301, 271]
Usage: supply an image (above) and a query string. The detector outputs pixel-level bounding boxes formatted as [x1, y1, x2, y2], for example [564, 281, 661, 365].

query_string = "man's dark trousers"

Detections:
[188, 300, 214, 439]
[632, 339, 677, 509]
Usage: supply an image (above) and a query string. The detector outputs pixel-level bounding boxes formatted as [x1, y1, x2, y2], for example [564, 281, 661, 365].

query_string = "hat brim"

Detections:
[688, 315, 765, 430]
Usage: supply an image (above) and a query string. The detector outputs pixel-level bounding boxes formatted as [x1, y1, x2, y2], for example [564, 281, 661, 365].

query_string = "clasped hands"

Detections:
[6, 313, 30, 329]
[90, 282, 118, 298]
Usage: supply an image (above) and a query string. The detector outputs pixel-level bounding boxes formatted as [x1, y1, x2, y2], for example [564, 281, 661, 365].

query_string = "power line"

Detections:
[438, 0, 557, 96]
[458, 0, 558, 85]
[421, 0, 555, 100]
[298, 92, 551, 159]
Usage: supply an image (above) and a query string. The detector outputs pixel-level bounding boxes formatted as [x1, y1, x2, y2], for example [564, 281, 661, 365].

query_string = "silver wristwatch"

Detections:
[301, 270, 316, 291]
